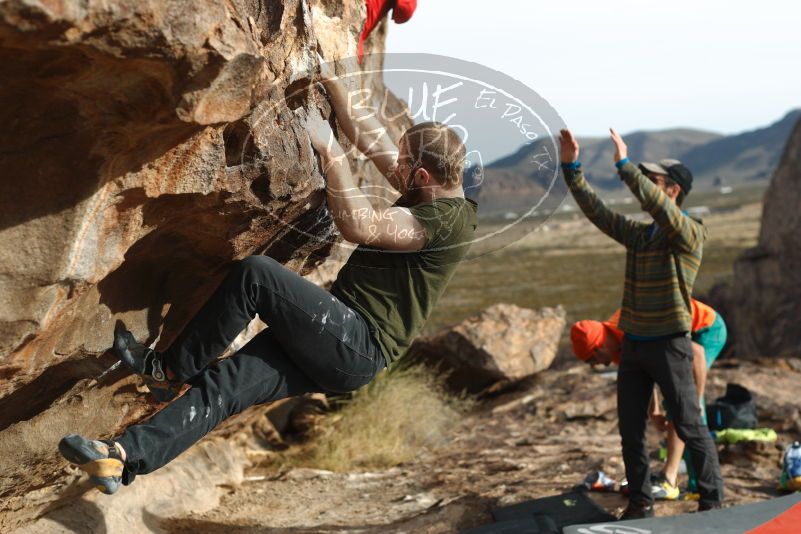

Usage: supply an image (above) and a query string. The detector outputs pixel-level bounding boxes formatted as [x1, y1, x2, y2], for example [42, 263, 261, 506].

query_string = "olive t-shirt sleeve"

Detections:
[409, 203, 445, 249]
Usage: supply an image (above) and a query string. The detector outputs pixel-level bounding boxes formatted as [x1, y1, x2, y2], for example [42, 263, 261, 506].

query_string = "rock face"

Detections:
[409, 304, 567, 393]
[0, 0, 409, 529]
[713, 118, 801, 359]
[12, 437, 246, 534]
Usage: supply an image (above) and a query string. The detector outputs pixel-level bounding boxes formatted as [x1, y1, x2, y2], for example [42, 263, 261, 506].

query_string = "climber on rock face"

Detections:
[58, 61, 477, 495]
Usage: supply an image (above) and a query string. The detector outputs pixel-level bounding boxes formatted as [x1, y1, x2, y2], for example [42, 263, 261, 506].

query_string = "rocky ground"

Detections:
[162, 357, 801, 533]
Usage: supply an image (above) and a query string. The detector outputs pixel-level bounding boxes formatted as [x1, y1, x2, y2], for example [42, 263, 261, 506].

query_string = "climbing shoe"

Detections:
[697, 501, 722, 512]
[113, 323, 180, 402]
[651, 478, 680, 500]
[619, 502, 654, 520]
[59, 434, 124, 495]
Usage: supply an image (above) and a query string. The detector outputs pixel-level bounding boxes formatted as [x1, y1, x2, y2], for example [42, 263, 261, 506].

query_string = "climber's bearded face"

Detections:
[396, 164, 424, 208]
[395, 139, 430, 207]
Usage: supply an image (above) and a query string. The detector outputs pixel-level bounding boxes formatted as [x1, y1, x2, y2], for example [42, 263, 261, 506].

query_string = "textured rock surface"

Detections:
[11, 437, 245, 534]
[0, 0, 408, 529]
[409, 304, 567, 393]
[711, 118, 801, 359]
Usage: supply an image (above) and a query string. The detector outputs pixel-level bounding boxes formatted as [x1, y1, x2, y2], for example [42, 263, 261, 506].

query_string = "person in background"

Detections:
[559, 127, 724, 518]
[571, 299, 728, 499]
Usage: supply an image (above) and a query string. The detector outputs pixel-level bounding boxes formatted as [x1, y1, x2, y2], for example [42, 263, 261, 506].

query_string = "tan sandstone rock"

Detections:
[11, 437, 246, 534]
[409, 304, 567, 393]
[710, 118, 801, 359]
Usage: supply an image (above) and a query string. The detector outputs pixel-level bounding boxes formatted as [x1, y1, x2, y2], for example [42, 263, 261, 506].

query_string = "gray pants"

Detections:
[618, 334, 724, 507]
[117, 256, 386, 484]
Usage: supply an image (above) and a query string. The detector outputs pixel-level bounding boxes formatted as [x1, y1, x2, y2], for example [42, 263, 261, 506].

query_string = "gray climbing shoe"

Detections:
[113, 323, 181, 402]
[59, 434, 124, 495]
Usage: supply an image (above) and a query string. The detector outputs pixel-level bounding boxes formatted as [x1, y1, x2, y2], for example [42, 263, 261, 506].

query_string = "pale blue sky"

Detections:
[385, 0, 801, 140]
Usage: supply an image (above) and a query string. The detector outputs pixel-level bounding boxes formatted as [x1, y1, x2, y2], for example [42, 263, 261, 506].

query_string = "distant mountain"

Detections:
[470, 109, 801, 213]
[681, 110, 801, 184]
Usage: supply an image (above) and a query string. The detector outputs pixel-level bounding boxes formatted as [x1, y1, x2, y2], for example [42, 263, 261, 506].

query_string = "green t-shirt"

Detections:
[330, 197, 478, 366]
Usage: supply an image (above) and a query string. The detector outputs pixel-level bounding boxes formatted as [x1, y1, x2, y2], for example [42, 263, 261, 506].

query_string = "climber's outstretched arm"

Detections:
[318, 56, 402, 191]
[306, 116, 425, 252]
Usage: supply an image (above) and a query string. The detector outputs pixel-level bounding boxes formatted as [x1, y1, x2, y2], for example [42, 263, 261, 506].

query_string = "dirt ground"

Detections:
[165, 357, 801, 533]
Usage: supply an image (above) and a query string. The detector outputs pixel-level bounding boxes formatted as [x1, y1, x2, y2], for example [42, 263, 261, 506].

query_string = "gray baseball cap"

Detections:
[639, 158, 694, 194]
[638, 158, 682, 175]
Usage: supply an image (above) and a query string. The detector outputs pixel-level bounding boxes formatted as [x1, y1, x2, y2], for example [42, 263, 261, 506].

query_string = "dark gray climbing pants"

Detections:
[116, 255, 386, 484]
[618, 334, 724, 508]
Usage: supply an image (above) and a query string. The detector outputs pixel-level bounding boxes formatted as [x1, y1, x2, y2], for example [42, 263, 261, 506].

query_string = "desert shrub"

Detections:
[288, 365, 465, 471]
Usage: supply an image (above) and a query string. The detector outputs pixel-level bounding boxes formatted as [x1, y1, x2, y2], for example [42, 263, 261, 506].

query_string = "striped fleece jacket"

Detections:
[563, 161, 706, 337]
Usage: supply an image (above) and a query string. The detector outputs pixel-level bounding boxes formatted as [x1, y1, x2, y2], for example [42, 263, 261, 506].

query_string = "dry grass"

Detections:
[286, 366, 465, 472]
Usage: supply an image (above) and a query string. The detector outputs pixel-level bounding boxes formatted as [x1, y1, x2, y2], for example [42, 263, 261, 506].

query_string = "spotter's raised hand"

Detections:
[609, 128, 628, 163]
[559, 128, 580, 164]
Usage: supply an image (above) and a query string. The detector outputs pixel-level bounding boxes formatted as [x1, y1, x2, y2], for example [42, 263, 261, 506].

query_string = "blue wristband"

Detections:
[561, 160, 581, 170]
[615, 157, 629, 169]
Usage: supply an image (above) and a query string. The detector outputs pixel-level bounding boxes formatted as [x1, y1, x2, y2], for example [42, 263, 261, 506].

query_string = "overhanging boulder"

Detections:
[0, 0, 409, 529]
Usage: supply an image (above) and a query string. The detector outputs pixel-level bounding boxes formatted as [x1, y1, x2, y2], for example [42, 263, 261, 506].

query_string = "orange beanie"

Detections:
[570, 320, 607, 361]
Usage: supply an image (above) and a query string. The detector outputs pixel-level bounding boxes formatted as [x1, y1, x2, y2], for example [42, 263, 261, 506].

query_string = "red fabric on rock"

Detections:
[358, 0, 417, 62]
[392, 0, 417, 23]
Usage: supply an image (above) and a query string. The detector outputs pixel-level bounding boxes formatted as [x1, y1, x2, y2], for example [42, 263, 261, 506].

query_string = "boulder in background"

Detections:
[409, 304, 567, 393]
